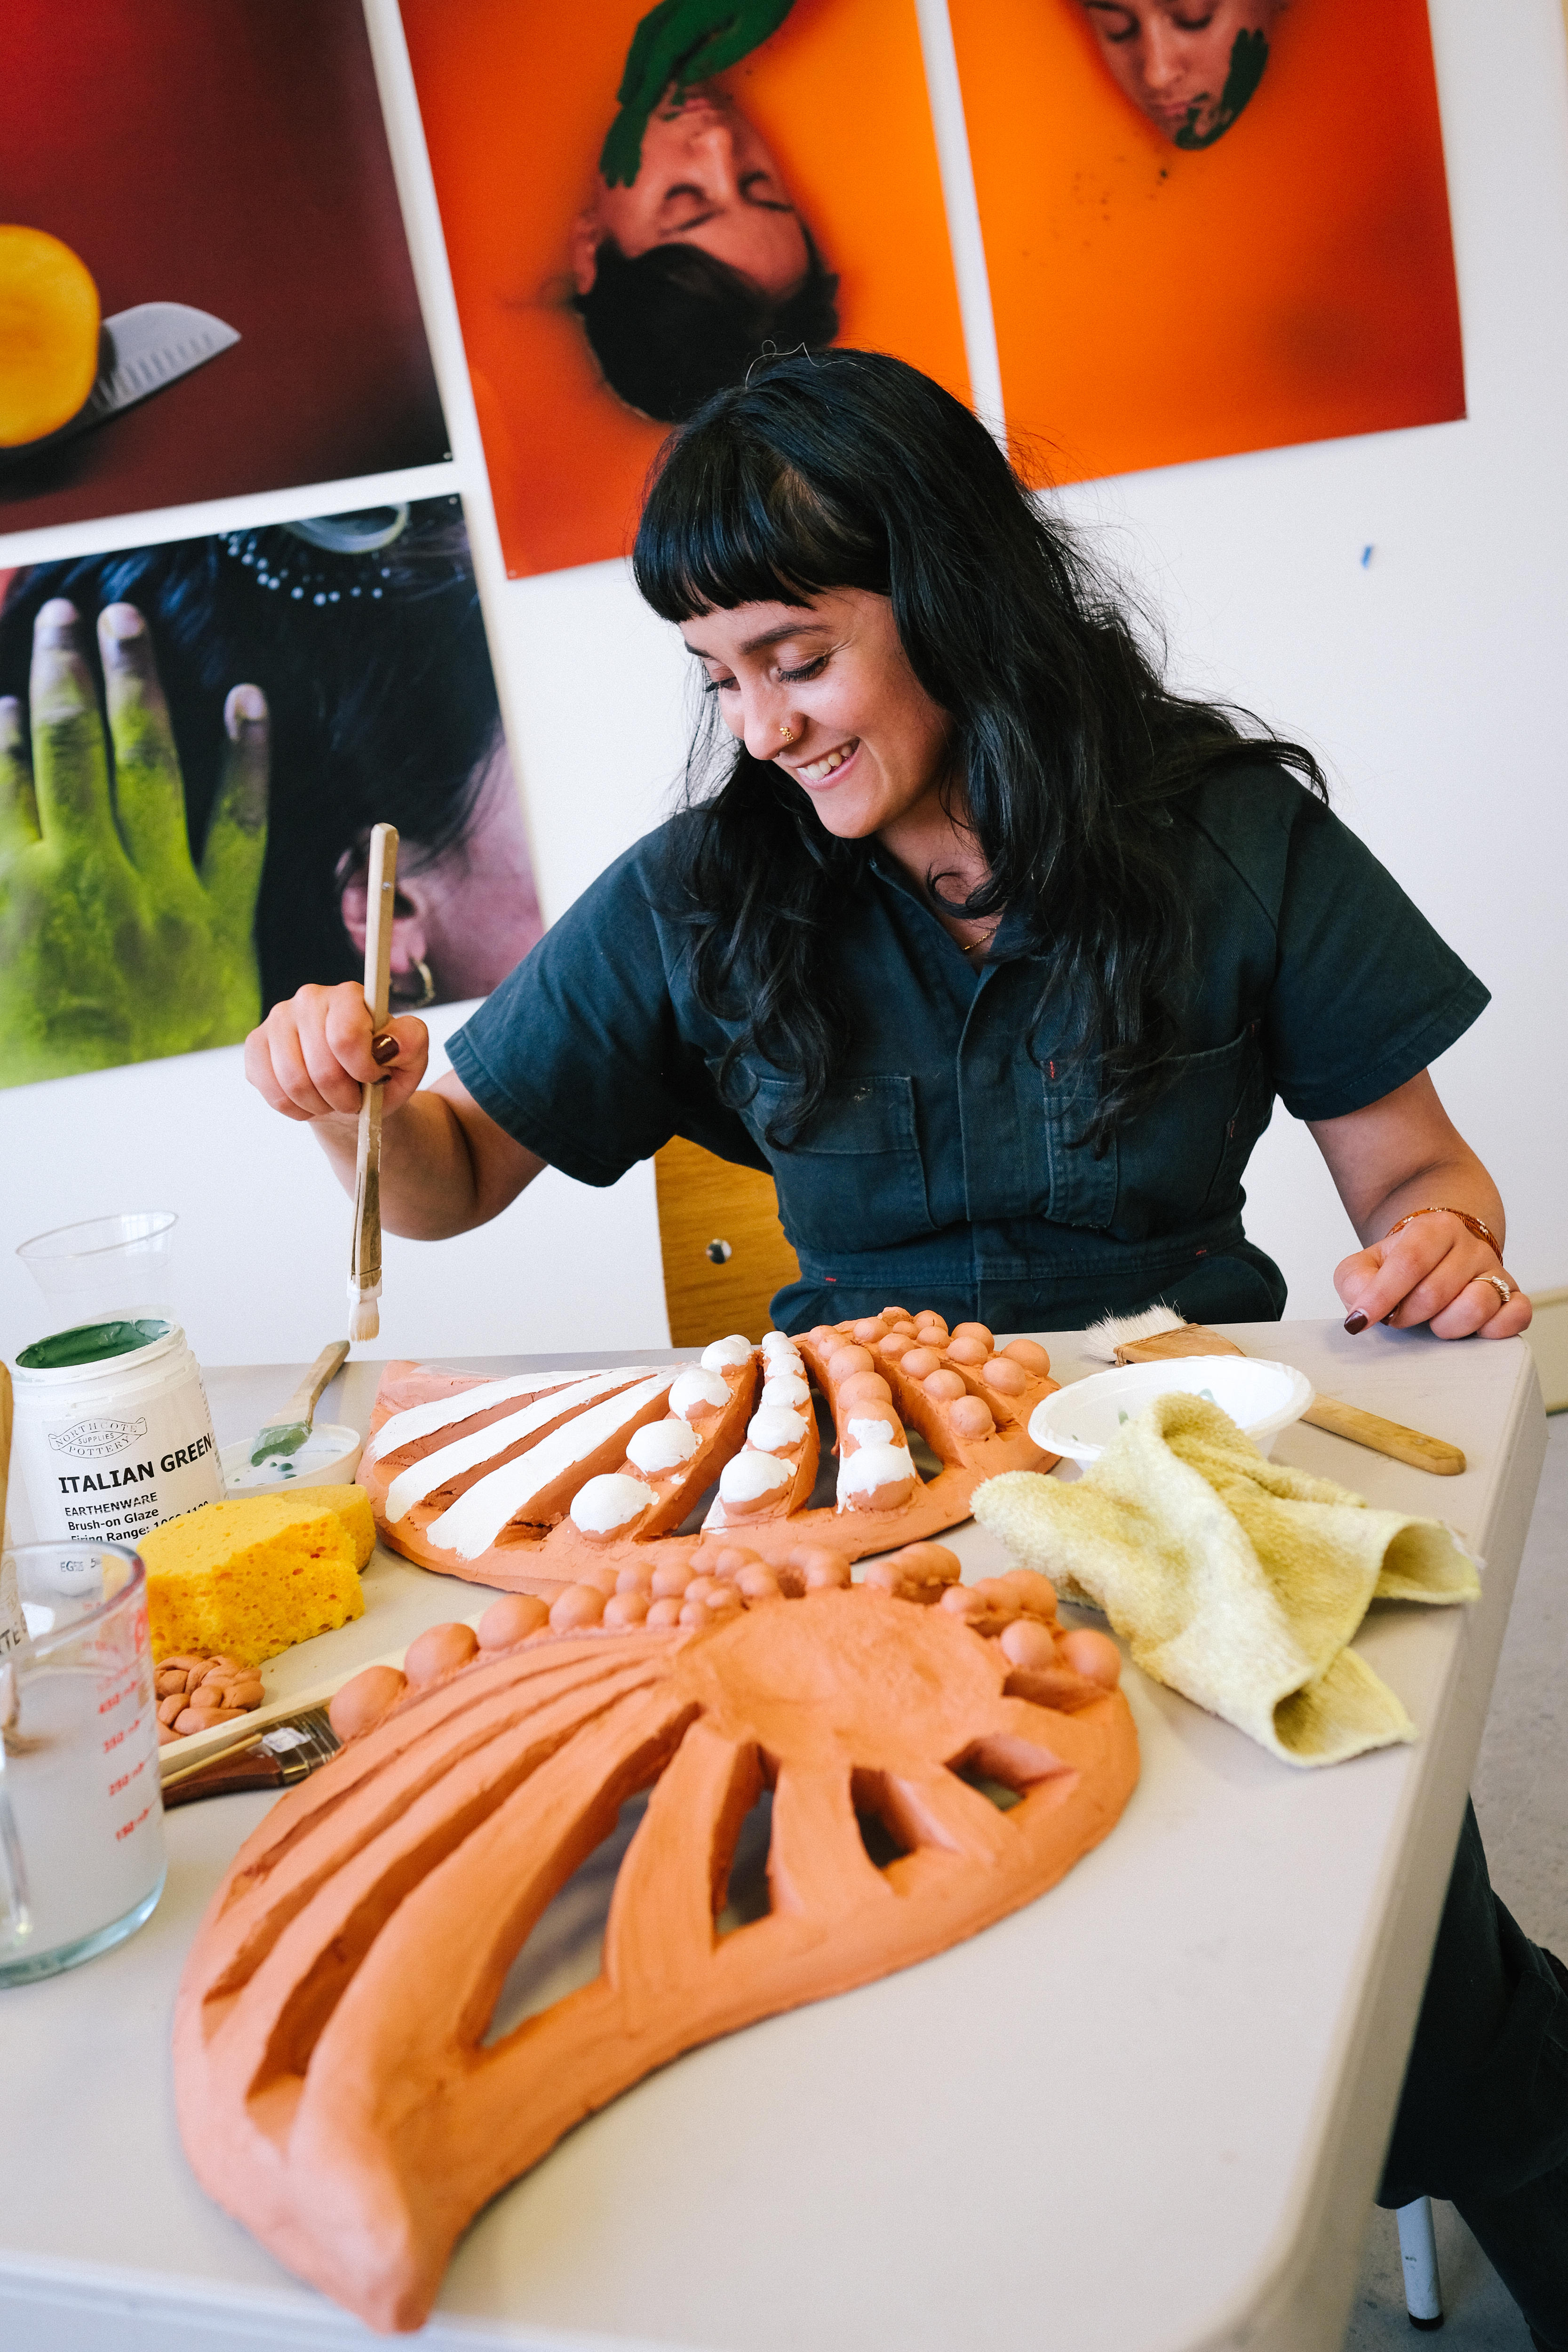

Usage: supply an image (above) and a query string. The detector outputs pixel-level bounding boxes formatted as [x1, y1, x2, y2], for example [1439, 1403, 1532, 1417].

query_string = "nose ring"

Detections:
[778, 723, 796, 745]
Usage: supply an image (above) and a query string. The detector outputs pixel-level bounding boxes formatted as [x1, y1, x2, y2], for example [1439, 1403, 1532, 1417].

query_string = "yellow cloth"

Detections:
[974, 1393, 1479, 1767]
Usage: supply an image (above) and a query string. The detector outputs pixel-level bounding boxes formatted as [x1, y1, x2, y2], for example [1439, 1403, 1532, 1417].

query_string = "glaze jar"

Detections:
[9, 1318, 222, 1548]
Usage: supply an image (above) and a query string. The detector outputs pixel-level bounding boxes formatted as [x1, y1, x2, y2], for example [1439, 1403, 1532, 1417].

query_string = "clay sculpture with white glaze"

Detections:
[356, 1310, 1059, 1595]
[173, 1549, 1137, 2334]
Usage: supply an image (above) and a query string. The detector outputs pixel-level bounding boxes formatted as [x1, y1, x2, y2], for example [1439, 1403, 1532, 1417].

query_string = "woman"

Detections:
[247, 350, 1563, 2345]
[0, 501, 540, 1089]
[571, 0, 837, 421]
[1077, 0, 1285, 149]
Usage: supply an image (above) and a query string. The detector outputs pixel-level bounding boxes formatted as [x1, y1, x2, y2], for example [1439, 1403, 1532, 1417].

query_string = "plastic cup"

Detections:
[0, 1543, 166, 1986]
[16, 1212, 178, 1324]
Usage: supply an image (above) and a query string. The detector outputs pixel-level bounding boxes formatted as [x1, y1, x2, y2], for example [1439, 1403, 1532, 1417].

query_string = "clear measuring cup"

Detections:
[0, 1542, 166, 1986]
[16, 1211, 178, 1324]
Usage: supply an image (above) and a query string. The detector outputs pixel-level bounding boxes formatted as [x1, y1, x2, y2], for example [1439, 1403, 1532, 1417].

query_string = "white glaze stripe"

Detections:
[382, 1372, 650, 1526]
[429, 1374, 673, 1559]
[366, 1366, 653, 1462]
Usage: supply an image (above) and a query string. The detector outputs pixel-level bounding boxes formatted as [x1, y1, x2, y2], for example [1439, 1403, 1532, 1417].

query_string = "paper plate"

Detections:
[1029, 1357, 1313, 1465]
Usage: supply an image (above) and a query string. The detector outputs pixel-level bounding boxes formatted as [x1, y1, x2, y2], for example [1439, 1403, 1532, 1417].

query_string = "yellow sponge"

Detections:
[140, 1486, 374, 1668]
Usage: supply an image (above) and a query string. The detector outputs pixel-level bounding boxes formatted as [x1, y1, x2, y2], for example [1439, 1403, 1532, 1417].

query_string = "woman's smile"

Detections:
[792, 737, 860, 787]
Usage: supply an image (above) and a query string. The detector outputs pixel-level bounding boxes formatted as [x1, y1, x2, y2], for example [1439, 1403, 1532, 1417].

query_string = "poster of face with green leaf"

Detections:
[0, 500, 541, 1092]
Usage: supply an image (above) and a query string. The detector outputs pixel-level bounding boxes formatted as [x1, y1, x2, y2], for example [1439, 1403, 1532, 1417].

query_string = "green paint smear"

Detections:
[18, 1318, 170, 1370]
[1173, 26, 1268, 150]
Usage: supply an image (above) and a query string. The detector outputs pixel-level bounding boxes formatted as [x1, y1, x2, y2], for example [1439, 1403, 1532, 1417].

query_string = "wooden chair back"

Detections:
[653, 1136, 801, 1347]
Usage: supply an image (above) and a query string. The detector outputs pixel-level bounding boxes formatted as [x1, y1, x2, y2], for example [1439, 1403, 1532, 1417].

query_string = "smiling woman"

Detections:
[1076, 0, 1287, 147]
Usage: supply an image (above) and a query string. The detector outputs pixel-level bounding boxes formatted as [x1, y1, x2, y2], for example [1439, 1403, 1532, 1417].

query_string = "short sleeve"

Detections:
[445, 832, 767, 1186]
[1261, 799, 1489, 1121]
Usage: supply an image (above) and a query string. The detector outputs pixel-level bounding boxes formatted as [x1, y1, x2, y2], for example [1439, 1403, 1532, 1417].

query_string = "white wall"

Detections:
[2, 0, 1565, 1376]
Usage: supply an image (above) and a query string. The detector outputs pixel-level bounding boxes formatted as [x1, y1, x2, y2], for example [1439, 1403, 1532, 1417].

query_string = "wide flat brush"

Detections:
[349, 822, 398, 1345]
[1083, 1305, 1466, 1477]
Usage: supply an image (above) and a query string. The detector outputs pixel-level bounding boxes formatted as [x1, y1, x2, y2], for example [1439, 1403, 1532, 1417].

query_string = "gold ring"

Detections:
[779, 723, 795, 743]
[1480, 1272, 1514, 1310]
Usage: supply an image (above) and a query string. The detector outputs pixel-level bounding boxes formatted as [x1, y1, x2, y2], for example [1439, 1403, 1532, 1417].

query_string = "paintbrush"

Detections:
[349, 822, 398, 1345]
[247, 1339, 350, 1465]
[160, 1703, 341, 1806]
[1082, 1305, 1465, 1476]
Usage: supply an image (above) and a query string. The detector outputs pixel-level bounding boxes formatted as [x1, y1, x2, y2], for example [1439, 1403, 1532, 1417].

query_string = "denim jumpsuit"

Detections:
[452, 761, 1566, 2342]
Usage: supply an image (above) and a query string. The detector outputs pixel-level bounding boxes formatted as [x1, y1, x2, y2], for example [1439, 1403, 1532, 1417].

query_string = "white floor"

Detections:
[1343, 1413, 1568, 2349]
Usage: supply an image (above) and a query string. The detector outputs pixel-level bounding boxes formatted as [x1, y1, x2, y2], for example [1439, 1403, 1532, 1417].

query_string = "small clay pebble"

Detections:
[1001, 1568, 1058, 1619]
[703, 1582, 743, 1614]
[174, 1703, 249, 1736]
[947, 1395, 995, 1439]
[899, 1345, 942, 1380]
[651, 1561, 694, 1598]
[736, 1565, 783, 1602]
[826, 1344, 874, 1381]
[946, 1335, 992, 1365]
[852, 1316, 889, 1344]
[575, 1563, 620, 1597]
[684, 1575, 720, 1605]
[877, 1330, 915, 1359]
[838, 1372, 893, 1408]
[602, 1591, 651, 1630]
[1000, 1618, 1058, 1673]
[1002, 1339, 1052, 1376]
[923, 1368, 968, 1402]
[980, 1356, 1027, 1394]
[645, 1595, 685, 1629]
[158, 1692, 188, 1726]
[971, 1576, 1022, 1621]
[614, 1562, 655, 1596]
[939, 1583, 986, 1621]
[879, 1303, 913, 1324]
[711, 1545, 761, 1579]
[1059, 1628, 1122, 1688]
[807, 1323, 840, 1348]
[404, 1621, 479, 1685]
[477, 1594, 549, 1648]
[329, 1664, 409, 1742]
[549, 1585, 606, 1632]
[951, 1322, 995, 1349]
[803, 1553, 852, 1590]
[914, 1311, 948, 1334]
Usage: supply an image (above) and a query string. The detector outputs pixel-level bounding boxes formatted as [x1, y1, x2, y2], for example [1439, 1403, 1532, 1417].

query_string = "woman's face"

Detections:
[573, 85, 808, 297]
[338, 743, 542, 1005]
[1078, 0, 1281, 144]
[681, 590, 955, 848]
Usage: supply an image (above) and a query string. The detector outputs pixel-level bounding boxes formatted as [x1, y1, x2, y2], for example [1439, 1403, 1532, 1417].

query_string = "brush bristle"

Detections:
[348, 1298, 380, 1343]
[1081, 1303, 1184, 1362]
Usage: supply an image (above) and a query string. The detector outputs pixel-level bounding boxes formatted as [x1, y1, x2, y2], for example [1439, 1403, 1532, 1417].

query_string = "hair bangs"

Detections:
[635, 429, 884, 623]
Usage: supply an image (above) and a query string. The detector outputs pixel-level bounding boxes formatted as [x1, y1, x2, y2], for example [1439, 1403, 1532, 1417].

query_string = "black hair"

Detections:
[573, 232, 838, 423]
[0, 499, 501, 1009]
[633, 348, 1327, 1153]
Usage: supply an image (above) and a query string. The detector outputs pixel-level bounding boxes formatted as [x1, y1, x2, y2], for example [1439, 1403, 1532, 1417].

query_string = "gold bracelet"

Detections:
[1384, 1206, 1504, 1263]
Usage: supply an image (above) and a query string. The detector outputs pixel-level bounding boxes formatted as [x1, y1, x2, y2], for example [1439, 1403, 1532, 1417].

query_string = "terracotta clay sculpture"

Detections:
[356, 1311, 1059, 1597]
[174, 1549, 1137, 2333]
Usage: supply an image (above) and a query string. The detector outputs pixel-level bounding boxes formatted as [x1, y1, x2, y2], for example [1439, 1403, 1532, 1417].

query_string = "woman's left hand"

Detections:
[1334, 1213, 1532, 1340]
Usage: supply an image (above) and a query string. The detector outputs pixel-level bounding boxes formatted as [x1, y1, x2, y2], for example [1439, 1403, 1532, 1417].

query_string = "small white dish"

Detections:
[220, 1422, 363, 1496]
[1029, 1358, 1313, 1465]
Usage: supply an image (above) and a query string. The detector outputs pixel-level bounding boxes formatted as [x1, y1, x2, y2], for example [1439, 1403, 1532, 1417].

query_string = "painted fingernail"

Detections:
[1343, 1311, 1369, 1335]
[372, 1034, 400, 1065]
[99, 604, 144, 644]
[224, 683, 267, 737]
[35, 598, 79, 647]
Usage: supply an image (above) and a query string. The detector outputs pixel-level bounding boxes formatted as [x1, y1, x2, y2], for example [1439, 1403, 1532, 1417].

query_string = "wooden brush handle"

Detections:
[278, 1341, 350, 1428]
[351, 825, 399, 1302]
[0, 1363, 12, 1547]
[1301, 1395, 1465, 1477]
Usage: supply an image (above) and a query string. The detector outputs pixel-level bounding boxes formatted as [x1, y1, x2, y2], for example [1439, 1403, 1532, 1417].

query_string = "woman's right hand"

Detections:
[244, 983, 430, 1123]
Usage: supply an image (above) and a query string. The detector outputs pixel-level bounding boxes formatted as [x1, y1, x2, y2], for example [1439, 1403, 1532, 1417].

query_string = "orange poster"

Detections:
[402, 0, 971, 579]
[947, 0, 1464, 483]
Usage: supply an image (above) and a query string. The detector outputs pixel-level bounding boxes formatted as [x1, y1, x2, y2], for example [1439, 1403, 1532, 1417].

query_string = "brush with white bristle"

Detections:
[1081, 1304, 1185, 1363]
[349, 822, 399, 1346]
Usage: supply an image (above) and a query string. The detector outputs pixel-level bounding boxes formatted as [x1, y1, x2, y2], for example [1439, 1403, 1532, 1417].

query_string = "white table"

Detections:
[0, 1323, 1546, 2352]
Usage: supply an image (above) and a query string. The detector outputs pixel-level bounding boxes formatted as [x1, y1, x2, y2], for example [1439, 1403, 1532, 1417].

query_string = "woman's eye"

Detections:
[701, 674, 737, 694]
[1171, 9, 1218, 27]
[1086, 5, 1140, 41]
[778, 656, 827, 683]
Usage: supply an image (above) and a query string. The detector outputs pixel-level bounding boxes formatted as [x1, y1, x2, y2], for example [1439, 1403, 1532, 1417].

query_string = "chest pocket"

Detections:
[1112, 1027, 1272, 1238]
[745, 1074, 935, 1256]
[1040, 1059, 1119, 1230]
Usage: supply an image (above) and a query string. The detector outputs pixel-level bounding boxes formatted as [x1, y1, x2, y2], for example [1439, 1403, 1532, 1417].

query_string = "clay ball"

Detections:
[947, 1395, 995, 1439]
[645, 1595, 685, 1629]
[404, 1621, 479, 1686]
[614, 1562, 655, 1596]
[852, 1316, 889, 1344]
[1002, 1339, 1052, 1377]
[736, 1565, 783, 1602]
[879, 1303, 914, 1324]
[981, 1356, 1027, 1394]
[827, 1344, 875, 1381]
[899, 1346, 942, 1379]
[1060, 1628, 1122, 1689]
[877, 1330, 915, 1359]
[923, 1368, 968, 1402]
[549, 1585, 606, 1632]
[651, 1561, 694, 1598]
[328, 1664, 408, 1742]
[1002, 1568, 1058, 1620]
[602, 1590, 651, 1629]
[712, 1545, 761, 1579]
[946, 1335, 992, 1365]
[838, 1372, 893, 1407]
[999, 1618, 1057, 1673]
[951, 1322, 995, 1348]
[469, 1592, 546, 1649]
[684, 1575, 720, 1605]
[789, 1544, 851, 1590]
[807, 1324, 841, 1348]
